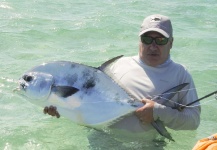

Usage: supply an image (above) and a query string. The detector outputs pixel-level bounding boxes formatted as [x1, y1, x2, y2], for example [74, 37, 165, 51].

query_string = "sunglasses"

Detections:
[141, 36, 169, 45]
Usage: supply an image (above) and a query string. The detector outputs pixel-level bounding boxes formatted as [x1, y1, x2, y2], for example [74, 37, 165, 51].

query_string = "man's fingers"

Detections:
[141, 98, 152, 104]
[48, 106, 57, 116]
[56, 112, 60, 118]
[44, 105, 60, 118]
[44, 106, 48, 114]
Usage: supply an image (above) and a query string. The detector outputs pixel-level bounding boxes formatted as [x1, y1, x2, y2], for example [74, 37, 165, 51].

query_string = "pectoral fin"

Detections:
[53, 86, 79, 98]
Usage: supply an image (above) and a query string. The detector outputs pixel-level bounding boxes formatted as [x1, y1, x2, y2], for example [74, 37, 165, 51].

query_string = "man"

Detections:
[44, 14, 200, 137]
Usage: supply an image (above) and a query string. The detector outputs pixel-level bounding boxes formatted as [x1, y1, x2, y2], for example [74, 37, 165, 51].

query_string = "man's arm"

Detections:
[135, 98, 200, 130]
[135, 84, 201, 131]
[153, 103, 200, 130]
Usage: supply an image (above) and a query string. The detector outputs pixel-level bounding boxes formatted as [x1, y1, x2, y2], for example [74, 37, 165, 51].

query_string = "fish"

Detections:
[16, 55, 188, 141]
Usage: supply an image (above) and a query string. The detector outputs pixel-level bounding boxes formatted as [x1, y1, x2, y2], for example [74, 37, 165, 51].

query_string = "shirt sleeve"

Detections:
[153, 103, 200, 130]
[153, 74, 201, 130]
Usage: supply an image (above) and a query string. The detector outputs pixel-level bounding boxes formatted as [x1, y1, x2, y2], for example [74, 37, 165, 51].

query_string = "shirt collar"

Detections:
[136, 54, 172, 68]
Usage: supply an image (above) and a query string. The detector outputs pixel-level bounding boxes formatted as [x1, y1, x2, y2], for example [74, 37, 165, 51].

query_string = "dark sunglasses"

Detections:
[141, 36, 169, 45]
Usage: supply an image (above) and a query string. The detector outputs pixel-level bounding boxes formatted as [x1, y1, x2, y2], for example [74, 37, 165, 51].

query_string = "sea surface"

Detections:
[0, 0, 217, 149]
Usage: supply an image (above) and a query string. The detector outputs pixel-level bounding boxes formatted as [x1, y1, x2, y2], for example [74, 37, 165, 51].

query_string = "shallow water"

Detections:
[0, 0, 217, 149]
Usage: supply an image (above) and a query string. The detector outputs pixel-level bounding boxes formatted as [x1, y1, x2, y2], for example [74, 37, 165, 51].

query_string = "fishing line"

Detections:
[68, 84, 217, 106]
[13, 68, 217, 107]
[81, 85, 217, 106]
[157, 84, 217, 98]
[151, 85, 217, 110]
[191, 98, 217, 106]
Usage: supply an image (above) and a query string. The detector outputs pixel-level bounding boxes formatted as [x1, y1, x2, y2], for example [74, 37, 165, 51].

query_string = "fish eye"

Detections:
[23, 75, 33, 82]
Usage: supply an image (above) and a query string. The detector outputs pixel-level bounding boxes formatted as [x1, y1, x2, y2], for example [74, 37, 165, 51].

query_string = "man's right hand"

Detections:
[43, 105, 60, 118]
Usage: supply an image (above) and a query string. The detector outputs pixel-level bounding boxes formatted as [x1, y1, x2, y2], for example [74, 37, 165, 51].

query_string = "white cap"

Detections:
[139, 14, 173, 38]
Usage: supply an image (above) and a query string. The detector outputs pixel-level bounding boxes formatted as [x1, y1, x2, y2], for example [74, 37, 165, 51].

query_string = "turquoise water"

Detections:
[1, 0, 217, 149]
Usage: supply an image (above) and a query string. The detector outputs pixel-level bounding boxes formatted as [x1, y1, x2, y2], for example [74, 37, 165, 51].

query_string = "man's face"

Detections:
[139, 31, 173, 67]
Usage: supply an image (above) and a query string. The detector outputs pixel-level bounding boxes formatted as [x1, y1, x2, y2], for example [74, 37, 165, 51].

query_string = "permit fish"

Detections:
[16, 55, 188, 141]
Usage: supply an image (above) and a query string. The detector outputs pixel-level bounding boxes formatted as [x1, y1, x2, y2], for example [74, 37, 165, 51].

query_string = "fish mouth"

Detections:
[13, 79, 28, 95]
[18, 79, 28, 91]
[13, 85, 26, 98]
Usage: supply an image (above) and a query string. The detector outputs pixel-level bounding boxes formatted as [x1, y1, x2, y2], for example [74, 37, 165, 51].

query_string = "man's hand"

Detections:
[135, 99, 155, 123]
[44, 105, 60, 118]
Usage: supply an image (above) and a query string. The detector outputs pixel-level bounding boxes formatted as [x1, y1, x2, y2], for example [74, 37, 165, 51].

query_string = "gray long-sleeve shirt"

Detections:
[109, 55, 200, 134]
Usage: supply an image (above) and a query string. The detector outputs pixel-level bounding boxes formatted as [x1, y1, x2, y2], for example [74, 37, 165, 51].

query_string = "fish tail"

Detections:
[151, 120, 175, 142]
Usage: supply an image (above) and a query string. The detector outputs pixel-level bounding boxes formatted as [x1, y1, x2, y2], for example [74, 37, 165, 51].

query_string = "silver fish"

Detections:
[16, 56, 187, 141]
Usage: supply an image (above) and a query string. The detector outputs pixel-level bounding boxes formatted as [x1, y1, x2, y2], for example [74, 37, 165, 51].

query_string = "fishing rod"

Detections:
[175, 90, 217, 111]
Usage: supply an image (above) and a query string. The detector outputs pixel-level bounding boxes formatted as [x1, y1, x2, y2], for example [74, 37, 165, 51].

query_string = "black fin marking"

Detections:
[53, 86, 79, 98]
[83, 78, 96, 89]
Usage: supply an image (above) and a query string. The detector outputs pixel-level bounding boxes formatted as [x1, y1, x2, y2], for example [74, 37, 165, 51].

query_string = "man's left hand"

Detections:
[44, 105, 60, 118]
[135, 99, 155, 123]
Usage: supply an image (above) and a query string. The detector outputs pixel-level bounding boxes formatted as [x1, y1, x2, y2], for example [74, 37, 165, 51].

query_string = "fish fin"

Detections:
[53, 86, 79, 98]
[151, 120, 175, 142]
[155, 83, 189, 101]
[98, 55, 142, 106]
[150, 83, 189, 141]
[98, 55, 123, 74]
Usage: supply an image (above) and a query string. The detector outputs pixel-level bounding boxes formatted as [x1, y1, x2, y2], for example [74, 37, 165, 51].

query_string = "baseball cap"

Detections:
[139, 14, 173, 38]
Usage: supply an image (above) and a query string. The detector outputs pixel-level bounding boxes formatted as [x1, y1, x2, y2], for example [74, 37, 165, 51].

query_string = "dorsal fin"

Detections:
[98, 55, 123, 73]
[97, 55, 141, 106]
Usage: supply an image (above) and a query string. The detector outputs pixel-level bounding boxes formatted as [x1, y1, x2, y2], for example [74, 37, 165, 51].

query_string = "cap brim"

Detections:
[139, 28, 169, 38]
